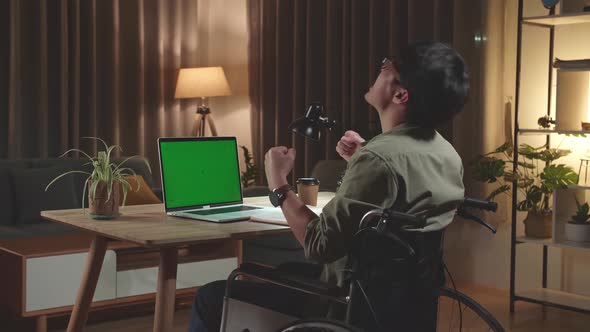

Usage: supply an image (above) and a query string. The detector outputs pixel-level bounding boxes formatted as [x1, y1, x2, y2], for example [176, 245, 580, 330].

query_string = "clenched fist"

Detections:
[336, 130, 365, 161]
[265, 146, 296, 190]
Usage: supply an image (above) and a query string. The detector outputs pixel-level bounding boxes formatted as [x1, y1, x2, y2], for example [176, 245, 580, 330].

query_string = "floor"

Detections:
[53, 284, 589, 332]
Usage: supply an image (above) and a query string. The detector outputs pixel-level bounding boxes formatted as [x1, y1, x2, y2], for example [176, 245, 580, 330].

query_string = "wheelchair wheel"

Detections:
[277, 318, 361, 332]
[437, 287, 504, 332]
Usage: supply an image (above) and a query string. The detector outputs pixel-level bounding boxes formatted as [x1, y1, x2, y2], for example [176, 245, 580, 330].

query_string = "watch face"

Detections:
[541, 0, 560, 9]
[269, 191, 280, 207]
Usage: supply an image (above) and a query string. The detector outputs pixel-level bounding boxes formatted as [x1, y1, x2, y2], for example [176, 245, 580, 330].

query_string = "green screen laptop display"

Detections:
[159, 138, 242, 210]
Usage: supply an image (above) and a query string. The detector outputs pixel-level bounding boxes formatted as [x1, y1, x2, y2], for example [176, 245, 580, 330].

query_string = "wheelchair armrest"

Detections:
[228, 262, 346, 301]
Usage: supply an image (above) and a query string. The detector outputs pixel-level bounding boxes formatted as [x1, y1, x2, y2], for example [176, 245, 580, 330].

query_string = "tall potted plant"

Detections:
[45, 137, 151, 220]
[473, 142, 578, 238]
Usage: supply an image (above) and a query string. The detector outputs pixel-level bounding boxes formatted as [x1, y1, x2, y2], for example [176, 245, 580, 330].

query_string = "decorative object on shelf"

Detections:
[240, 145, 260, 188]
[289, 103, 336, 141]
[174, 67, 232, 136]
[578, 157, 590, 185]
[564, 196, 590, 243]
[538, 115, 556, 129]
[472, 142, 578, 238]
[541, 0, 560, 10]
[582, 122, 590, 131]
[45, 137, 151, 220]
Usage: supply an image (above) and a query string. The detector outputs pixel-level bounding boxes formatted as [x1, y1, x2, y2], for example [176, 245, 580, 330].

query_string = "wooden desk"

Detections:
[41, 195, 298, 332]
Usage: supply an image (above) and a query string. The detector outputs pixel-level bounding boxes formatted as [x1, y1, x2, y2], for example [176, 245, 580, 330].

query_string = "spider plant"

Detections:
[45, 137, 151, 210]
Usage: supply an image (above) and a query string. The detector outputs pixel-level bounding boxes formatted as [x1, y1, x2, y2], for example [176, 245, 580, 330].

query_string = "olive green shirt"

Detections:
[304, 124, 465, 286]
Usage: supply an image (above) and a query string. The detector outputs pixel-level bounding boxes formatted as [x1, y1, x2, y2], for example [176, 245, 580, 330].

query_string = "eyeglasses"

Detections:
[379, 57, 402, 85]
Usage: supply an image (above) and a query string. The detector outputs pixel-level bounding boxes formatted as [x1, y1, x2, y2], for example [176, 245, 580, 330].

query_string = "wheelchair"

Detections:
[219, 192, 505, 332]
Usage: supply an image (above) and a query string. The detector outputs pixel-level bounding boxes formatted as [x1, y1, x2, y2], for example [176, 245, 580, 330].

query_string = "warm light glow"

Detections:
[588, 75, 590, 122]
[174, 67, 231, 99]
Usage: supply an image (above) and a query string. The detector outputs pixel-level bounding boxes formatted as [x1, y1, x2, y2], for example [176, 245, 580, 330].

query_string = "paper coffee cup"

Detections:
[297, 177, 320, 206]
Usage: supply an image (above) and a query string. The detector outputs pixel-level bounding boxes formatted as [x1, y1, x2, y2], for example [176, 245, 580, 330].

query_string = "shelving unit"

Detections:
[522, 12, 590, 26]
[518, 128, 590, 135]
[510, 0, 590, 314]
[515, 288, 590, 313]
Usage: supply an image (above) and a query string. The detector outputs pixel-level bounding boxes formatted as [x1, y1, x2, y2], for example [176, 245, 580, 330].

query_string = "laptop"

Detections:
[158, 137, 274, 222]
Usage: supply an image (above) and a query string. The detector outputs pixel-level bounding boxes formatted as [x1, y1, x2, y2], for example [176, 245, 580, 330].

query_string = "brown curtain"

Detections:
[247, 0, 458, 183]
[0, 0, 202, 175]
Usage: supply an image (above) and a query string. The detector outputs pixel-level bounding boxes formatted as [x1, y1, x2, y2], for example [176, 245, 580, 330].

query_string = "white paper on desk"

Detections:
[250, 206, 324, 226]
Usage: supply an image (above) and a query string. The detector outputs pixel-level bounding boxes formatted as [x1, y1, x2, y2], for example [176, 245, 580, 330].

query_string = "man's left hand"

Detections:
[265, 146, 296, 190]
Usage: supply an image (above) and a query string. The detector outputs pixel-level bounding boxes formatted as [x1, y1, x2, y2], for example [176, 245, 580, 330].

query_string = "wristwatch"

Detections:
[269, 184, 293, 207]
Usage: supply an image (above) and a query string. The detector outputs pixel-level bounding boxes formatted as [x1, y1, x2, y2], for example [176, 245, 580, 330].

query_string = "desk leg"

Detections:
[36, 315, 47, 332]
[154, 247, 178, 332]
[66, 235, 108, 332]
[236, 240, 243, 265]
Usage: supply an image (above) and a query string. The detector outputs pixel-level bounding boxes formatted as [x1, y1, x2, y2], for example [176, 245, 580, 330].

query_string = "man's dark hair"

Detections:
[396, 41, 469, 129]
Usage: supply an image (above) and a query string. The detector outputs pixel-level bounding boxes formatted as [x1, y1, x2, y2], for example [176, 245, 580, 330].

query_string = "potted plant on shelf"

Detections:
[565, 197, 590, 243]
[45, 137, 151, 220]
[473, 142, 578, 238]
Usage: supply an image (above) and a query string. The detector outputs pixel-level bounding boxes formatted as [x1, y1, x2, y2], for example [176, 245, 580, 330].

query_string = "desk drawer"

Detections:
[25, 250, 117, 312]
[116, 257, 237, 298]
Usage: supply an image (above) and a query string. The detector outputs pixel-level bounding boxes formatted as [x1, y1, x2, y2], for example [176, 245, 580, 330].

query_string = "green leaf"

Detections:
[517, 161, 535, 169]
[517, 185, 543, 211]
[486, 185, 511, 201]
[540, 164, 578, 192]
[536, 148, 570, 163]
[483, 142, 513, 156]
[472, 157, 506, 183]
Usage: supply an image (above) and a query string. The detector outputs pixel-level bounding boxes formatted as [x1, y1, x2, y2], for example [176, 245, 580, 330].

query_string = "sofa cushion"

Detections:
[0, 225, 30, 239]
[119, 175, 162, 205]
[11, 166, 80, 225]
[0, 160, 28, 226]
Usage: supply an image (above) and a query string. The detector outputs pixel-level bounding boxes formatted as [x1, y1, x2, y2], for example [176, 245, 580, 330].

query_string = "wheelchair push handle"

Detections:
[463, 198, 498, 212]
[458, 198, 498, 234]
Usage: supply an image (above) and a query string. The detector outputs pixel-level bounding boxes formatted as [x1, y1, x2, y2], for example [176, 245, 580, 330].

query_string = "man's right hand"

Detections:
[336, 130, 365, 161]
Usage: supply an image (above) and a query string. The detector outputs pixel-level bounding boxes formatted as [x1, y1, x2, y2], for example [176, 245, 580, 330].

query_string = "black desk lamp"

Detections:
[288, 103, 336, 141]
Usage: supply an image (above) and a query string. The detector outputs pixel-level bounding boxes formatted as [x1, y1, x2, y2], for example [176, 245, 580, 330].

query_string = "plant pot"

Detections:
[524, 210, 552, 238]
[88, 181, 121, 220]
[565, 222, 590, 243]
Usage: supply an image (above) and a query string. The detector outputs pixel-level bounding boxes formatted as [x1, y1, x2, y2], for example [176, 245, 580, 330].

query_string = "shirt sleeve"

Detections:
[304, 149, 397, 264]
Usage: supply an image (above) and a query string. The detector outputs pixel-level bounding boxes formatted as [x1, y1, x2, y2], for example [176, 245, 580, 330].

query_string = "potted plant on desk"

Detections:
[473, 142, 578, 238]
[45, 137, 151, 220]
[565, 197, 590, 243]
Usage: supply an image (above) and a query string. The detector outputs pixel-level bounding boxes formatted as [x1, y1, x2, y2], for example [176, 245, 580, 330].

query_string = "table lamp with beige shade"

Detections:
[174, 66, 231, 136]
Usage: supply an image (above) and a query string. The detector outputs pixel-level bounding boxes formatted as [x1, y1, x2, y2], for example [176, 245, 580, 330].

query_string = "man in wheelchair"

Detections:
[188, 41, 469, 332]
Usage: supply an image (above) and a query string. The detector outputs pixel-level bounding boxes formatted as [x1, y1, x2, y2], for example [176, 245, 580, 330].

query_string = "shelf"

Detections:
[518, 128, 590, 135]
[515, 288, 590, 313]
[568, 185, 590, 190]
[517, 236, 590, 252]
[523, 12, 590, 27]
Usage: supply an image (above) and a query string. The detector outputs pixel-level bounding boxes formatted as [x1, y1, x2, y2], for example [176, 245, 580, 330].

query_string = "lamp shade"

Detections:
[174, 67, 231, 99]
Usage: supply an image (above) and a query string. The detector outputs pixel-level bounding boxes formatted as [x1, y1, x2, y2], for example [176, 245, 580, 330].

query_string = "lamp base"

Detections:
[192, 106, 218, 136]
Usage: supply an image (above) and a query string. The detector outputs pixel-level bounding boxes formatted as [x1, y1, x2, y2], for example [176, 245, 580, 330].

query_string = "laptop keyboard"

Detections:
[185, 205, 262, 216]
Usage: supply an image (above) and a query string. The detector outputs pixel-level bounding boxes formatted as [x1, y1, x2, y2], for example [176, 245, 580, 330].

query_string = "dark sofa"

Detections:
[0, 158, 154, 240]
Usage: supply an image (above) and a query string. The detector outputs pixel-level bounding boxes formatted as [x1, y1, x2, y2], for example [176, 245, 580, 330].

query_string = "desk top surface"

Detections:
[41, 192, 335, 247]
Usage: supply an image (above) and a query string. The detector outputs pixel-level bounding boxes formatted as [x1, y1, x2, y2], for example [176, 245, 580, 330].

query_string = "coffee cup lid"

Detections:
[297, 177, 320, 185]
